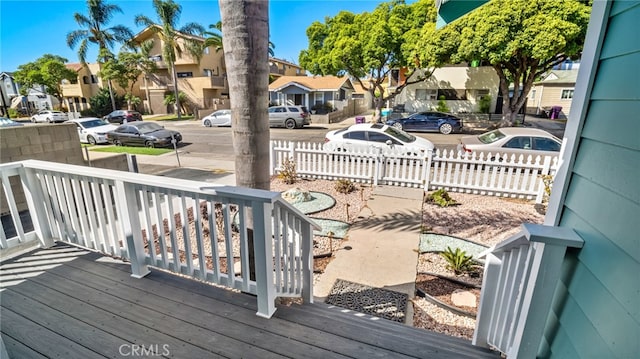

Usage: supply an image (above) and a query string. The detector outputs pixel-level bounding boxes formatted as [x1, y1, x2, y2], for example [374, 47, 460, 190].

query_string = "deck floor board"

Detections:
[0, 244, 500, 359]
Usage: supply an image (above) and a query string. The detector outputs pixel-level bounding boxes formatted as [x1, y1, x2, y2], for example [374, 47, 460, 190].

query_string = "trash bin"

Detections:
[355, 116, 365, 124]
[550, 106, 563, 119]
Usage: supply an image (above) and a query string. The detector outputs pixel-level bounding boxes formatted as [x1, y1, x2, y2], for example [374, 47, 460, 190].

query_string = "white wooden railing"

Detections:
[270, 141, 559, 202]
[0, 160, 318, 318]
[473, 223, 583, 358]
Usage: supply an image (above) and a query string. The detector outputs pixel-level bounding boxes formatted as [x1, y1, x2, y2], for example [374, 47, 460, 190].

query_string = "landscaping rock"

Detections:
[451, 289, 477, 308]
[282, 188, 314, 204]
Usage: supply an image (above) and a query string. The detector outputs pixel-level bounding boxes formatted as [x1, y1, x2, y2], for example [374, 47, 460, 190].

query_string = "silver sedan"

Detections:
[458, 127, 562, 160]
[202, 110, 232, 127]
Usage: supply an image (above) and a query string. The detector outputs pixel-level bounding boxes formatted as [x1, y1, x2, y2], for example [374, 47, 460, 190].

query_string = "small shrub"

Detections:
[7, 108, 19, 118]
[334, 179, 356, 194]
[425, 189, 458, 207]
[436, 95, 449, 113]
[479, 95, 491, 114]
[539, 174, 554, 202]
[441, 247, 474, 275]
[278, 157, 297, 184]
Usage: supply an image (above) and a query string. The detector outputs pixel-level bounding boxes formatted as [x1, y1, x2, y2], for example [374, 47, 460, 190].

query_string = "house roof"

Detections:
[66, 63, 84, 72]
[269, 75, 353, 92]
[269, 57, 303, 70]
[536, 69, 579, 85]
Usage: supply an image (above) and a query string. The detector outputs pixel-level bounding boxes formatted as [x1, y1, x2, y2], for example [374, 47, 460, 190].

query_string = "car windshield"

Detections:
[478, 129, 506, 144]
[80, 119, 109, 128]
[384, 126, 416, 143]
[133, 122, 163, 134]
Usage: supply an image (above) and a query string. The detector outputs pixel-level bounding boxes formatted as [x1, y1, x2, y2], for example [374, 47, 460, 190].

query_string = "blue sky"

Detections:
[0, 0, 385, 72]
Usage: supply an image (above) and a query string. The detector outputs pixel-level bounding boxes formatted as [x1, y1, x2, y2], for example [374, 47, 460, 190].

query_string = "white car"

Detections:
[458, 127, 562, 160]
[67, 117, 118, 145]
[323, 123, 435, 155]
[31, 110, 68, 123]
[202, 109, 232, 127]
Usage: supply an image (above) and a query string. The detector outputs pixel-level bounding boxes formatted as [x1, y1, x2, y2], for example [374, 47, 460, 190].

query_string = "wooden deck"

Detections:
[0, 244, 500, 358]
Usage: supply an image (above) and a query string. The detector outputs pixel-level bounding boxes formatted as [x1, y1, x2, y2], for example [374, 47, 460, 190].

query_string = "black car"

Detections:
[103, 110, 143, 124]
[106, 121, 181, 148]
[385, 111, 463, 134]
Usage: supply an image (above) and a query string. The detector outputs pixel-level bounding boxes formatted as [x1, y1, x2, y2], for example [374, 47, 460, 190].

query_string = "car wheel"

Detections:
[392, 122, 403, 130]
[87, 136, 97, 145]
[204, 119, 212, 127]
[439, 123, 453, 134]
[284, 119, 296, 130]
[31, 117, 36, 123]
[46, 118, 52, 123]
[114, 139, 123, 146]
[145, 141, 155, 148]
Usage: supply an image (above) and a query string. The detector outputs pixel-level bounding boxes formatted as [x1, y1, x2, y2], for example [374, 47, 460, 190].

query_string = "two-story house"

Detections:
[61, 63, 103, 113]
[1, 71, 59, 115]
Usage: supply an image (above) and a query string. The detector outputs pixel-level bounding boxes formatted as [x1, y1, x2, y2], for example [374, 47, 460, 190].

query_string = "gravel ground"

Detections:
[414, 191, 545, 339]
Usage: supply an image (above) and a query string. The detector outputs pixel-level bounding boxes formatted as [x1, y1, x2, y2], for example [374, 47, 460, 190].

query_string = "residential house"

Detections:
[439, 0, 639, 357]
[1, 71, 59, 114]
[60, 63, 104, 113]
[269, 57, 306, 79]
[395, 65, 500, 114]
[527, 69, 579, 119]
[269, 75, 355, 112]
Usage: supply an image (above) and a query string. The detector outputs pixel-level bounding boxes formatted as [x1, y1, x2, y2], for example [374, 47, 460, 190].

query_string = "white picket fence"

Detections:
[270, 141, 559, 203]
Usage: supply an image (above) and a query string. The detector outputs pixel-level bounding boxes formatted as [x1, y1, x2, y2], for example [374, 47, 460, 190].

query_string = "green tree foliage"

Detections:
[135, 0, 205, 118]
[163, 91, 190, 114]
[299, 0, 438, 121]
[13, 54, 78, 106]
[421, 0, 591, 125]
[89, 87, 125, 116]
[100, 49, 156, 110]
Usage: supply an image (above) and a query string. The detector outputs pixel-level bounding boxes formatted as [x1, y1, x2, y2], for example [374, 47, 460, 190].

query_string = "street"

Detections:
[165, 120, 465, 158]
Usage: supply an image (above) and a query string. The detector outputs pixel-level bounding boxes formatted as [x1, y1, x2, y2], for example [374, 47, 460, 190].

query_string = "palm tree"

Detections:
[67, 0, 133, 111]
[206, 21, 275, 57]
[135, 0, 205, 119]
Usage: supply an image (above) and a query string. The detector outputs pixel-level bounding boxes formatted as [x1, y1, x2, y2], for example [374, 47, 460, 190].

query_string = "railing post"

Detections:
[301, 222, 314, 304]
[114, 180, 149, 278]
[473, 251, 501, 348]
[21, 167, 54, 247]
[253, 200, 276, 318]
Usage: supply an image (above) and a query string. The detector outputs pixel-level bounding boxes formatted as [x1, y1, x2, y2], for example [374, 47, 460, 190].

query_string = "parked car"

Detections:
[106, 121, 182, 148]
[0, 117, 24, 127]
[385, 111, 463, 134]
[268, 106, 310, 129]
[458, 127, 562, 159]
[323, 123, 435, 155]
[202, 110, 232, 127]
[103, 110, 143, 124]
[30, 110, 67, 123]
[66, 117, 117, 145]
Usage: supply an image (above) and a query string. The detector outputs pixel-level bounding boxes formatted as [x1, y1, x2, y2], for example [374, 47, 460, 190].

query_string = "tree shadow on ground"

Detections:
[350, 209, 423, 233]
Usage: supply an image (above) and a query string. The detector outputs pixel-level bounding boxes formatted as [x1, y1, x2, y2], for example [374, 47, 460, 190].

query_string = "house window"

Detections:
[177, 72, 193, 78]
[415, 89, 437, 100]
[561, 89, 574, 99]
[437, 89, 467, 100]
[476, 89, 490, 102]
[83, 76, 89, 84]
[149, 55, 162, 62]
[90, 75, 98, 84]
[530, 89, 536, 100]
[203, 47, 210, 55]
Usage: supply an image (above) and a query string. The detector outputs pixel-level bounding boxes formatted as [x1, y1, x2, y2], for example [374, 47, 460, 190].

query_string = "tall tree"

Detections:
[219, 0, 270, 190]
[13, 54, 78, 108]
[135, 0, 205, 119]
[67, 0, 133, 111]
[100, 49, 156, 110]
[421, 0, 591, 125]
[299, 0, 437, 121]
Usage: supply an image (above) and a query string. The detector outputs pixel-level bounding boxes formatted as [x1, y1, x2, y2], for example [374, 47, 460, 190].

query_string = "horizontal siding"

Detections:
[559, 205, 640, 323]
[582, 100, 640, 151]
[601, 2, 640, 58]
[590, 51, 640, 100]
[550, 3, 640, 358]
[572, 138, 640, 204]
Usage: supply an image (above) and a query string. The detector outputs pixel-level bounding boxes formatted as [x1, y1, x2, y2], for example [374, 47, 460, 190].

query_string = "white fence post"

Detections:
[269, 140, 276, 176]
[253, 200, 276, 318]
[301, 222, 314, 304]
[20, 167, 54, 247]
[114, 180, 150, 278]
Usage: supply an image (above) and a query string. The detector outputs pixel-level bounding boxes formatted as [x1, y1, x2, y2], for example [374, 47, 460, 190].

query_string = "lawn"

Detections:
[147, 114, 194, 121]
[89, 146, 173, 156]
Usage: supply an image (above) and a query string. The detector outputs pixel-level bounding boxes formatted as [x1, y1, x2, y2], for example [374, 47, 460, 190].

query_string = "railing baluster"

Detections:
[207, 200, 221, 283]
[152, 190, 168, 268]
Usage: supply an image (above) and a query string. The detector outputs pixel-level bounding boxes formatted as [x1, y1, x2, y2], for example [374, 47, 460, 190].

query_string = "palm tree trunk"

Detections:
[143, 76, 152, 114]
[171, 64, 181, 119]
[107, 79, 117, 111]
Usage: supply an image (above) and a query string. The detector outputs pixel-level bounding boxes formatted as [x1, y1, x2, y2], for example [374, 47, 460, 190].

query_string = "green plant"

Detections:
[334, 179, 356, 194]
[7, 108, 19, 118]
[440, 247, 474, 275]
[425, 189, 458, 207]
[479, 95, 491, 114]
[278, 157, 297, 184]
[539, 174, 554, 203]
[436, 95, 449, 113]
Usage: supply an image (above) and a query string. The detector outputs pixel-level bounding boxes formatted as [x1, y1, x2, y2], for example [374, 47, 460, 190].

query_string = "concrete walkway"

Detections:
[313, 186, 424, 325]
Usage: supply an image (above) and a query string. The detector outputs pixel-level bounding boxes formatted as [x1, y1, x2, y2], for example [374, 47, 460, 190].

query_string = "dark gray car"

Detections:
[106, 121, 181, 148]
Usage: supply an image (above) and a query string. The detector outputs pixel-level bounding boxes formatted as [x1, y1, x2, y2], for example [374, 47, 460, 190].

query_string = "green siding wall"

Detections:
[544, 1, 640, 358]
